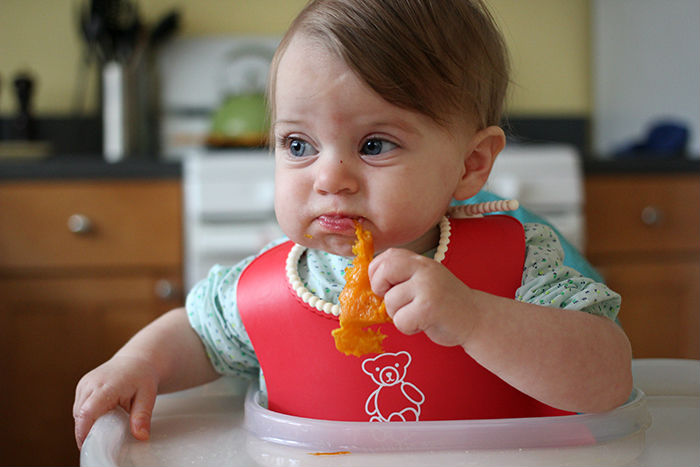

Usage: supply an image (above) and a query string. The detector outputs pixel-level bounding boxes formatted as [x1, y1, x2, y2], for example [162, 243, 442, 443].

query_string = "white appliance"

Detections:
[488, 143, 584, 250]
[157, 37, 279, 160]
[183, 149, 281, 289]
[183, 144, 583, 289]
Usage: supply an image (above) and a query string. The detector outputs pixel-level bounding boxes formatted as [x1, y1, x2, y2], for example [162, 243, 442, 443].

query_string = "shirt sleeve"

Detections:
[186, 261, 260, 378]
[516, 223, 621, 321]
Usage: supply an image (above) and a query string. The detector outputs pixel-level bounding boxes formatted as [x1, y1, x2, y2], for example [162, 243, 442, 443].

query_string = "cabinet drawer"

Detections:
[0, 180, 182, 269]
[585, 174, 699, 256]
[598, 259, 699, 359]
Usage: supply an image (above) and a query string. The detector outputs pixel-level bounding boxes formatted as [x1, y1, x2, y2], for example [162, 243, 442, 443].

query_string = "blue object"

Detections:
[615, 121, 689, 158]
[454, 191, 604, 283]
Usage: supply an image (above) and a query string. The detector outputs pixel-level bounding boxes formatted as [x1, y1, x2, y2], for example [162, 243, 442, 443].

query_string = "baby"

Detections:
[74, 0, 632, 448]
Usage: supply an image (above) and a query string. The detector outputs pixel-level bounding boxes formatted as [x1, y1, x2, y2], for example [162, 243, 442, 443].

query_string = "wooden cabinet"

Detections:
[0, 179, 183, 466]
[585, 173, 699, 359]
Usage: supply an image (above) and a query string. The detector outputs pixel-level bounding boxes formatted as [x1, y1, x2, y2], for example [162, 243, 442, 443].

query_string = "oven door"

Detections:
[184, 149, 281, 288]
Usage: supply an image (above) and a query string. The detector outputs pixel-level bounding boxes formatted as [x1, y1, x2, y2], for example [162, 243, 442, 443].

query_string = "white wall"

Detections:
[592, 0, 700, 158]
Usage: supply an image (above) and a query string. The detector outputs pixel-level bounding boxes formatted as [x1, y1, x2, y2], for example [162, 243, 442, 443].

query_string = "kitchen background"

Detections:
[1, 0, 592, 117]
[0, 0, 698, 466]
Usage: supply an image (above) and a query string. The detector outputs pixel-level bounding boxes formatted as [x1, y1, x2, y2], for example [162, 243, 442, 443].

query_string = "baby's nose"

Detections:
[313, 151, 360, 195]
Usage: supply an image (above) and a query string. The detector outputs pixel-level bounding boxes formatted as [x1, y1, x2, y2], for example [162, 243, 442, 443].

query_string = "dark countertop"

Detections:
[1, 153, 698, 181]
[583, 156, 700, 175]
[0, 155, 181, 180]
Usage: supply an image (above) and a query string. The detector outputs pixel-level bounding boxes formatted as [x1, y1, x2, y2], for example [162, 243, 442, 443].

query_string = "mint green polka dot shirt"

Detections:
[186, 223, 621, 378]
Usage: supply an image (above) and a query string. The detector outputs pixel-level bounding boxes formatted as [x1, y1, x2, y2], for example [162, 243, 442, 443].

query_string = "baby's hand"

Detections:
[73, 354, 159, 449]
[368, 248, 478, 348]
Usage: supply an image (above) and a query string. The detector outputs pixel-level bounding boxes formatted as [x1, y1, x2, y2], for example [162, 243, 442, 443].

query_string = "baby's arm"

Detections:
[73, 307, 219, 449]
[368, 249, 632, 413]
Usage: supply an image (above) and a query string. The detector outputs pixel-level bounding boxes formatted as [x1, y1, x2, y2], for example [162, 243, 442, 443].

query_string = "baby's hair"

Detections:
[268, 0, 509, 133]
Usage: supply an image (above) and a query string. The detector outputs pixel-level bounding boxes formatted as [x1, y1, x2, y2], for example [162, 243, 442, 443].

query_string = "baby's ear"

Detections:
[361, 356, 375, 374]
[453, 126, 505, 201]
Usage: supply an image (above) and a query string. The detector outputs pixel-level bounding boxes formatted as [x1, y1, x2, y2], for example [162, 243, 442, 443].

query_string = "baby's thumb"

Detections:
[129, 387, 156, 441]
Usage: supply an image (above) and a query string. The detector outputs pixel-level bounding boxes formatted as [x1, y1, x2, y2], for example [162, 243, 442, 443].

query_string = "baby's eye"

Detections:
[360, 138, 396, 156]
[285, 137, 318, 158]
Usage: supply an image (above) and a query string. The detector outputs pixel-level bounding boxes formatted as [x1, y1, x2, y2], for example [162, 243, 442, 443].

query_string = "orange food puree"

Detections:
[309, 451, 351, 456]
[332, 221, 391, 357]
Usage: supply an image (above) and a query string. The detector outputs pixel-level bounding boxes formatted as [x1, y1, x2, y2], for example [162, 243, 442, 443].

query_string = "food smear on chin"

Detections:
[332, 221, 391, 357]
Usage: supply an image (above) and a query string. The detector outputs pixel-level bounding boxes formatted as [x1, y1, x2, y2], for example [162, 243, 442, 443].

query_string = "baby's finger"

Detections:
[74, 385, 119, 449]
[129, 385, 157, 441]
[368, 248, 417, 296]
[72, 385, 91, 425]
[73, 392, 94, 449]
[391, 302, 425, 336]
[382, 280, 416, 319]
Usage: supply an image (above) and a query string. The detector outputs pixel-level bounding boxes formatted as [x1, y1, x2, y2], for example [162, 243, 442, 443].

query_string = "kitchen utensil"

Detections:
[206, 44, 274, 148]
[207, 93, 268, 147]
[12, 72, 36, 140]
[157, 37, 279, 158]
[149, 10, 180, 49]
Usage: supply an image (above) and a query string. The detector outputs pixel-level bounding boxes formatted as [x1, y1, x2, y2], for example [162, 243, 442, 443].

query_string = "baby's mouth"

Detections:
[316, 214, 361, 233]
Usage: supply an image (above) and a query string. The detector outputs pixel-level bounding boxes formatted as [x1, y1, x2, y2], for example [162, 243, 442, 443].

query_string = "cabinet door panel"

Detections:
[0, 274, 181, 466]
[598, 260, 700, 359]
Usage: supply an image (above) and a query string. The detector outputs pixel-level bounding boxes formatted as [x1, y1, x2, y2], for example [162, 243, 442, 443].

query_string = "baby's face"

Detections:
[272, 34, 475, 256]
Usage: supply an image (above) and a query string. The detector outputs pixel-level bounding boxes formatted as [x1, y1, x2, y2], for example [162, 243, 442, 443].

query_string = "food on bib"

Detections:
[332, 222, 391, 357]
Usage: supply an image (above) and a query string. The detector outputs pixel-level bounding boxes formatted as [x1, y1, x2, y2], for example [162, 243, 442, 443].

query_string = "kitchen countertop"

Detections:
[1, 153, 698, 181]
[0, 155, 181, 180]
[583, 156, 700, 175]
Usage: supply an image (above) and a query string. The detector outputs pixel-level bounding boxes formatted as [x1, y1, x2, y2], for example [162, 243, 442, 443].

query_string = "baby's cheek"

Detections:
[274, 204, 300, 238]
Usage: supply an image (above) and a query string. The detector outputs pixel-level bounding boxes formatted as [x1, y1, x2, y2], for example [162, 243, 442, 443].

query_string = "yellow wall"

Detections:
[0, 0, 590, 116]
[491, 0, 591, 115]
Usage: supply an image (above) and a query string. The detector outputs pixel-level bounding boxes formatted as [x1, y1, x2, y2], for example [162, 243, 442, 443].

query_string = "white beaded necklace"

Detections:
[285, 216, 452, 317]
[284, 199, 518, 317]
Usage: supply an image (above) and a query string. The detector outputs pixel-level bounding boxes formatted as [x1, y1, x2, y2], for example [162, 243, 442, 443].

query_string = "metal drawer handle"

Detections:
[67, 214, 93, 234]
[154, 279, 179, 300]
[640, 205, 662, 226]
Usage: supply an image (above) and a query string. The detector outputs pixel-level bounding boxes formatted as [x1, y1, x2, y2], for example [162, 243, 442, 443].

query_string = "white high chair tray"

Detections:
[80, 359, 699, 467]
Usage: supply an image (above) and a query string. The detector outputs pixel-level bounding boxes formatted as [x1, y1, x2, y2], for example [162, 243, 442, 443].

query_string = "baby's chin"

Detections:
[296, 234, 355, 257]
